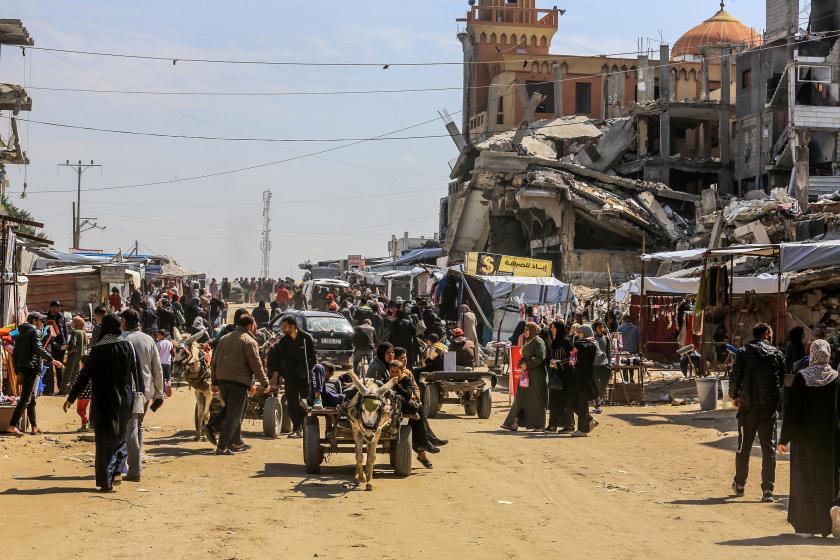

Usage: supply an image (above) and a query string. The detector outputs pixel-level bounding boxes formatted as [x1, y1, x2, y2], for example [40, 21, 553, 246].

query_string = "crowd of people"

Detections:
[4, 279, 838, 537]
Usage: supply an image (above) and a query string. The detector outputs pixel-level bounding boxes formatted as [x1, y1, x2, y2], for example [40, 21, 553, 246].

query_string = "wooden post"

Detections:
[639, 234, 647, 402]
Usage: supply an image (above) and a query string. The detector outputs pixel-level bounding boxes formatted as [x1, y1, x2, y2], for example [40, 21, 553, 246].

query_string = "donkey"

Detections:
[345, 371, 398, 491]
[172, 329, 214, 441]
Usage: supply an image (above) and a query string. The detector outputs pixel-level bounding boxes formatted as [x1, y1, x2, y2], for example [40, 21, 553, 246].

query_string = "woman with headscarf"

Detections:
[570, 324, 600, 437]
[388, 310, 417, 368]
[501, 321, 547, 431]
[546, 320, 576, 433]
[63, 314, 141, 492]
[778, 339, 840, 537]
[365, 342, 394, 384]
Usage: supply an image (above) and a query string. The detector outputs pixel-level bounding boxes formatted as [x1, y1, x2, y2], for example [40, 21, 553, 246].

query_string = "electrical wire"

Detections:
[18, 30, 840, 104]
[11, 111, 460, 195]
[13, 29, 840, 196]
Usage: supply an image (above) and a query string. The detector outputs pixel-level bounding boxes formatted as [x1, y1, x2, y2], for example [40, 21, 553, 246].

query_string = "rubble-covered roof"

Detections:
[474, 115, 603, 160]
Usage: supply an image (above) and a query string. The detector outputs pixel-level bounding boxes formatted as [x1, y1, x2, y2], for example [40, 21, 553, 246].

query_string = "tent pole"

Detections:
[777, 252, 783, 345]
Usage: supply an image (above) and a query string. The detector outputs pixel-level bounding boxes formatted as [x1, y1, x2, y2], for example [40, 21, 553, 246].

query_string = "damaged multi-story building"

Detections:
[0, 19, 33, 196]
[735, 0, 840, 206]
[440, 0, 840, 287]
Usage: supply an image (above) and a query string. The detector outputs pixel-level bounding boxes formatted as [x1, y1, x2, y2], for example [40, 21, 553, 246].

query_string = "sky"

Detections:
[1, 0, 768, 279]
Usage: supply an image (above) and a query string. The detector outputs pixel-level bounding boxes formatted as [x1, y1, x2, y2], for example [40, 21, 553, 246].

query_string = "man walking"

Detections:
[267, 316, 316, 438]
[121, 309, 164, 482]
[352, 319, 376, 375]
[207, 314, 271, 454]
[5, 312, 64, 436]
[729, 323, 785, 502]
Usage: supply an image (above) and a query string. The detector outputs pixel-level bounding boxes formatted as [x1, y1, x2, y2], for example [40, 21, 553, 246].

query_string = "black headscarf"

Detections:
[100, 313, 123, 337]
[376, 342, 394, 362]
[551, 320, 566, 349]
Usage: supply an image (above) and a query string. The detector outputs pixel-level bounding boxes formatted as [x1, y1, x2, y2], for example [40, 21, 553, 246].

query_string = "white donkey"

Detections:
[346, 371, 398, 491]
[172, 329, 214, 441]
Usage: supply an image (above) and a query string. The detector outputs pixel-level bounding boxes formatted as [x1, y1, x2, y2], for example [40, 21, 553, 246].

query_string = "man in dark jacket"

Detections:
[352, 319, 376, 374]
[252, 301, 270, 327]
[6, 313, 64, 436]
[729, 323, 785, 502]
[267, 316, 316, 438]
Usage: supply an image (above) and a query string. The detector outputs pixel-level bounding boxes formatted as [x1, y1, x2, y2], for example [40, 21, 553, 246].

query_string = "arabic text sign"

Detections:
[465, 252, 553, 278]
[100, 265, 126, 284]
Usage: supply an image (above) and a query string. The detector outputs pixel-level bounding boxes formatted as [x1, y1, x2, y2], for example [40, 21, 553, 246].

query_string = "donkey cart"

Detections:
[421, 370, 494, 419]
[196, 385, 292, 438]
[302, 407, 413, 476]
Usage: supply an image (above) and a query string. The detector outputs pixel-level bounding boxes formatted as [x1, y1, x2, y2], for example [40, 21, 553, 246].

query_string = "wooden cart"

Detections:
[420, 370, 494, 419]
[302, 406, 413, 476]
[196, 385, 292, 438]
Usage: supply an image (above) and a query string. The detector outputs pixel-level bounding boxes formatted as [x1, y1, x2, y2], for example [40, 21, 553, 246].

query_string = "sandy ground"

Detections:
[1, 384, 836, 559]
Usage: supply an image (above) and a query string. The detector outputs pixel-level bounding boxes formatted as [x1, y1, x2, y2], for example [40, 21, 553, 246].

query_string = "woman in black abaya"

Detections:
[778, 339, 840, 538]
[64, 314, 141, 492]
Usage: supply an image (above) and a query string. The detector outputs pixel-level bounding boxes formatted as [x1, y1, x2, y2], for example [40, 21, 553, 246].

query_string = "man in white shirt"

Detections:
[121, 308, 164, 482]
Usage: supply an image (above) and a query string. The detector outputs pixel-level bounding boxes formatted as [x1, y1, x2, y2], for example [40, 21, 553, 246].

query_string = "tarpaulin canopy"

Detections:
[640, 248, 708, 262]
[644, 240, 840, 273]
[476, 275, 577, 307]
[615, 273, 789, 300]
[395, 247, 443, 266]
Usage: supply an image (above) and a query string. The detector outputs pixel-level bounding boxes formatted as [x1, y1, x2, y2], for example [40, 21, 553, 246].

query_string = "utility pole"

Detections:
[260, 190, 272, 278]
[59, 159, 103, 250]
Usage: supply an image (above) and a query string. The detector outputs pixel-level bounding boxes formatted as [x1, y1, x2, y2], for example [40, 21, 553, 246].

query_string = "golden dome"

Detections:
[672, 3, 761, 58]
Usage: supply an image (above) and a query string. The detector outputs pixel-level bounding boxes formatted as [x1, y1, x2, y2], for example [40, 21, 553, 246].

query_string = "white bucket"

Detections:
[720, 379, 735, 409]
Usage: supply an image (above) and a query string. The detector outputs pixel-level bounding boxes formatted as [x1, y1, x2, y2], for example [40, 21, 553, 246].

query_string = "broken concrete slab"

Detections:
[574, 117, 636, 173]
[637, 191, 682, 242]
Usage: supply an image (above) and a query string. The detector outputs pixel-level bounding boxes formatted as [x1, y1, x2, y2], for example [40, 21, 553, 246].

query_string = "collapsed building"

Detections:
[440, 0, 840, 289]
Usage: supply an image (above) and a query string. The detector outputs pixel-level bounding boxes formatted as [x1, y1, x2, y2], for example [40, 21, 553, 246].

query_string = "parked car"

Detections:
[301, 279, 350, 311]
[269, 310, 354, 366]
[228, 281, 244, 304]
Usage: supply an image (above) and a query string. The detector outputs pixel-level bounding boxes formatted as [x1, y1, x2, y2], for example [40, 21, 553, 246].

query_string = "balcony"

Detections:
[467, 6, 559, 28]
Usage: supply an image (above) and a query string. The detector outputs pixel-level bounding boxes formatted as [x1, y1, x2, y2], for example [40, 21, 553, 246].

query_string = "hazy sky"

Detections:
[1, 0, 767, 279]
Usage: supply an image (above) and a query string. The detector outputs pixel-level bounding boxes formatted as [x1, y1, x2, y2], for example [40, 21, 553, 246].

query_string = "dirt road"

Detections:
[1, 387, 833, 559]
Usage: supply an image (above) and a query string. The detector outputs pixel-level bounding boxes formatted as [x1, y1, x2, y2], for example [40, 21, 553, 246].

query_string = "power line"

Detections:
[18, 31, 840, 105]
[11, 111, 460, 195]
[33, 48, 445, 181]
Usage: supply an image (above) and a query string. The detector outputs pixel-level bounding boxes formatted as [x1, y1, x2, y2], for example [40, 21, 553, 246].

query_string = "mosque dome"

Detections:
[672, 2, 761, 58]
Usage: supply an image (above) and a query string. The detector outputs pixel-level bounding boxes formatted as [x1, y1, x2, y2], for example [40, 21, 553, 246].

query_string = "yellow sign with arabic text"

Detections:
[465, 252, 553, 278]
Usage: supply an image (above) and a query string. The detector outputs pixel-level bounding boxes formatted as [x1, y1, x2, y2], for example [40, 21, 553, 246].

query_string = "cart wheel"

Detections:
[280, 394, 293, 434]
[303, 416, 321, 474]
[392, 424, 413, 476]
[423, 383, 441, 419]
[262, 396, 281, 438]
[463, 399, 478, 416]
[478, 388, 492, 419]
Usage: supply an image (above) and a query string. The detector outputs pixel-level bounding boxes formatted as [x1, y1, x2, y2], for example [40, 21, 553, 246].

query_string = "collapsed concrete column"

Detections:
[659, 44, 671, 186]
[719, 50, 733, 194]
[637, 55, 653, 103]
[601, 67, 609, 119]
[553, 63, 564, 116]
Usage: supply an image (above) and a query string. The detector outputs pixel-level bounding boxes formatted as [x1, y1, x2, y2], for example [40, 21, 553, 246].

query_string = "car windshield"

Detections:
[306, 316, 353, 334]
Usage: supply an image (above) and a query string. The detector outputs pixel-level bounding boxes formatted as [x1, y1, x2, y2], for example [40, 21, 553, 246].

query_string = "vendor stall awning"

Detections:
[616, 274, 790, 299]
[644, 240, 840, 273]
